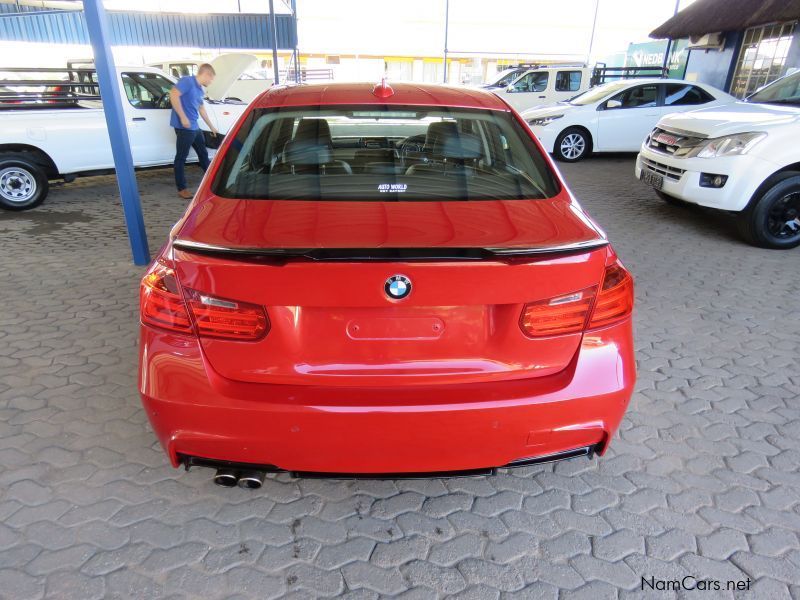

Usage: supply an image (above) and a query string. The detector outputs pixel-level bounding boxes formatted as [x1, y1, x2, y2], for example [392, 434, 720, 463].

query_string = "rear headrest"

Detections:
[283, 140, 332, 165]
[440, 133, 483, 160]
[426, 121, 482, 160]
[425, 121, 459, 153]
[294, 118, 332, 147]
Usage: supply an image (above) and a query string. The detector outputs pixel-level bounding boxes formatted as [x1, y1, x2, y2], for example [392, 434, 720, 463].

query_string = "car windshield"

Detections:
[211, 104, 559, 201]
[569, 81, 632, 105]
[486, 69, 520, 87]
[747, 71, 800, 106]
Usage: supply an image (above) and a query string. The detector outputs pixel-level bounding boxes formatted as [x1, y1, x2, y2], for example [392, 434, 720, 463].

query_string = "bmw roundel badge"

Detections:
[385, 275, 412, 300]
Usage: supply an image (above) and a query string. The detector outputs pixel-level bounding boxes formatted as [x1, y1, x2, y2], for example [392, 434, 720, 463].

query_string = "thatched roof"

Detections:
[651, 0, 800, 39]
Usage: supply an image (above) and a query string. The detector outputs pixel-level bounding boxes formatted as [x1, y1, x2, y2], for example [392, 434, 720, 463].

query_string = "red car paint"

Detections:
[139, 82, 635, 476]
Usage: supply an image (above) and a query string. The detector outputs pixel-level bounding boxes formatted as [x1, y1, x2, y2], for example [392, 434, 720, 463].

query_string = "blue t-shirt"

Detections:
[170, 76, 204, 130]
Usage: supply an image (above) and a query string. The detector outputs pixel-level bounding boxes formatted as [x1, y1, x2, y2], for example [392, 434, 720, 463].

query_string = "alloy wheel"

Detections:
[560, 133, 586, 160]
[766, 191, 800, 240]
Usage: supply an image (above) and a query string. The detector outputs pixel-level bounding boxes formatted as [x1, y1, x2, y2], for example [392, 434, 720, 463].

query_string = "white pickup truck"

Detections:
[636, 70, 800, 249]
[493, 66, 594, 112]
[492, 64, 668, 113]
[0, 64, 249, 210]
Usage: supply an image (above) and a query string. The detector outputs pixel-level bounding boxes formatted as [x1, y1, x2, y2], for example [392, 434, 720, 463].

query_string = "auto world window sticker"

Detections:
[378, 183, 408, 193]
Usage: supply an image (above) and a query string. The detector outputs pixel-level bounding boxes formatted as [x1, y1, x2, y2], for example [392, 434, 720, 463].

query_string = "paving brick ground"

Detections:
[0, 157, 798, 599]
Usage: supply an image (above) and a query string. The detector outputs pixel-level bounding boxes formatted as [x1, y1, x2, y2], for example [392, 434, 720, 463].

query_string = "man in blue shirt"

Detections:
[169, 63, 219, 199]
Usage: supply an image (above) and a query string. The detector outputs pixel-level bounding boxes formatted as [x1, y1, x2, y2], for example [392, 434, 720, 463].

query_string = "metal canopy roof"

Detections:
[0, 4, 297, 49]
[651, 0, 800, 39]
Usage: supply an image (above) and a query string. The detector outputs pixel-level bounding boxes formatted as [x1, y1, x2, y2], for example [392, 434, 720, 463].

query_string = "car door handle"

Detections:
[538, 95, 546, 98]
[132, 117, 146, 122]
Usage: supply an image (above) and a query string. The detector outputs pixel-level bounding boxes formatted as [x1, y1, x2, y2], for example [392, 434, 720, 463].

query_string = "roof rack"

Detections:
[500, 62, 588, 70]
[590, 64, 668, 86]
[0, 67, 101, 109]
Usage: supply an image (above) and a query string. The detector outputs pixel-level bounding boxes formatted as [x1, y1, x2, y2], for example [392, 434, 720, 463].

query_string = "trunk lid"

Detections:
[175, 194, 603, 250]
[173, 195, 607, 387]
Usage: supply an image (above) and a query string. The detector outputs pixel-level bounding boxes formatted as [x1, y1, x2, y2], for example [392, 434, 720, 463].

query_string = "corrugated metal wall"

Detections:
[0, 5, 297, 49]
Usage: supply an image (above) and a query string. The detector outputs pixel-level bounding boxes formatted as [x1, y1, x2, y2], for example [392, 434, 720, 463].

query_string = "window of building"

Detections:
[730, 22, 796, 98]
[386, 60, 413, 81]
[555, 71, 582, 92]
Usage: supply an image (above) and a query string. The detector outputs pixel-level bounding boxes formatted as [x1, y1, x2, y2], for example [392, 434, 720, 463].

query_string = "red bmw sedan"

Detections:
[139, 81, 635, 487]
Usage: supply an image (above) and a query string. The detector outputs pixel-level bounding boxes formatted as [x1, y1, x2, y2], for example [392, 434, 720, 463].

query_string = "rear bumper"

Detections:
[139, 320, 635, 474]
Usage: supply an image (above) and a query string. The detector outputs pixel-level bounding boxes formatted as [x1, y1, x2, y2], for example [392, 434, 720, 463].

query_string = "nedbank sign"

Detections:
[625, 40, 690, 79]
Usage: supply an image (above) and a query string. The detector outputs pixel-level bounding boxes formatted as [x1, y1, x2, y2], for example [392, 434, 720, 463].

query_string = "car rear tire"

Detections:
[737, 175, 800, 249]
[656, 190, 688, 207]
[0, 154, 49, 211]
[554, 128, 592, 162]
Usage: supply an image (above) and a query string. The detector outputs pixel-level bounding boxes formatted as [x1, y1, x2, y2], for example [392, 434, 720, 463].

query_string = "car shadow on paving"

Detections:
[0, 162, 798, 599]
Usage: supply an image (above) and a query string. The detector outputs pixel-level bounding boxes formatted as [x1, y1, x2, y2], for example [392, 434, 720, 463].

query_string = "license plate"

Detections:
[640, 169, 664, 190]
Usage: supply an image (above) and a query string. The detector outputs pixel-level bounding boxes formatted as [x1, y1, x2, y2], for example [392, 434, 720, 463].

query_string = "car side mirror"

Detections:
[606, 99, 622, 109]
[506, 84, 516, 93]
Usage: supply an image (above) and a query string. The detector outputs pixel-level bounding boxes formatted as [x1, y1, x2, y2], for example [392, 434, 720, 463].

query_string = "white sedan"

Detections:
[522, 79, 734, 162]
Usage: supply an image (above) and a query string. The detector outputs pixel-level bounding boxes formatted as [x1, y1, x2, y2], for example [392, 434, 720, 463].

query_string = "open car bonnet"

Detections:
[206, 53, 259, 101]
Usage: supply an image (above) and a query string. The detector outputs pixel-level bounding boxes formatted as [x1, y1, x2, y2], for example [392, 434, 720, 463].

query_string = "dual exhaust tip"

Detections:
[213, 468, 265, 489]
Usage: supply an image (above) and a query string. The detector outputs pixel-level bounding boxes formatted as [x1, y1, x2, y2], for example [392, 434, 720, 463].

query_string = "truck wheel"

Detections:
[554, 128, 591, 162]
[0, 154, 49, 211]
[737, 175, 800, 249]
[656, 190, 688, 207]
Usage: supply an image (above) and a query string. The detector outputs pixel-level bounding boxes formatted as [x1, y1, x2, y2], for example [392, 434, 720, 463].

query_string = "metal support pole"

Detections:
[291, 0, 300, 83]
[586, 0, 600, 65]
[662, 0, 681, 73]
[443, 0, 449, 83]
[82, 0, 150, 265]
[269, 0, 280, 85]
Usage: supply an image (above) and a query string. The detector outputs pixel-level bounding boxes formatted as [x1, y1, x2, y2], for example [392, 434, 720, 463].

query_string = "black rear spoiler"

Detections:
[171, 238, 608, 261]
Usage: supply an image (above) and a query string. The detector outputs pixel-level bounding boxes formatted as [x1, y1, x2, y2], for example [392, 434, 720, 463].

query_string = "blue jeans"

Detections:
[174, 128, 210, 191]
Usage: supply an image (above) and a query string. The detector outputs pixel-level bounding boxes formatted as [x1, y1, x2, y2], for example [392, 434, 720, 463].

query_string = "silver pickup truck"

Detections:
[0, 63, 250, 210]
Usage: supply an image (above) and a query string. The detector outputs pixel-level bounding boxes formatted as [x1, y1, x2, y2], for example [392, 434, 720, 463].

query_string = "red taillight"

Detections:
[588, 261, 634, 329]
[140, 259, 192, 333]
[519, 260, 633, 338]
[140, 258, 269, 341]
[520, 286, 597, 337]
[185, 289, 269, 341]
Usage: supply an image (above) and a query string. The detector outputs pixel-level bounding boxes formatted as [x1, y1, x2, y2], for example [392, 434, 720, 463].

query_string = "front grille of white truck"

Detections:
[641, 157, 685, 181]
[647, 127, 705, 157]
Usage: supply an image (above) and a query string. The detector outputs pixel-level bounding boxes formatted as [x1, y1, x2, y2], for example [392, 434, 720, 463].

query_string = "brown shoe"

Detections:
[177, 189, 193, 199]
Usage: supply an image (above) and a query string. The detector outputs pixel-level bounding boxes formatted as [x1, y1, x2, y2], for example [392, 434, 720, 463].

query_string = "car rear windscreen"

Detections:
[211, 104, 559, 201]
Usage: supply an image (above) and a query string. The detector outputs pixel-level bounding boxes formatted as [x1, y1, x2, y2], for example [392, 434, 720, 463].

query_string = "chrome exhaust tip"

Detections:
[213, 469, 239, 487]
[237, 470, 265, 490]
